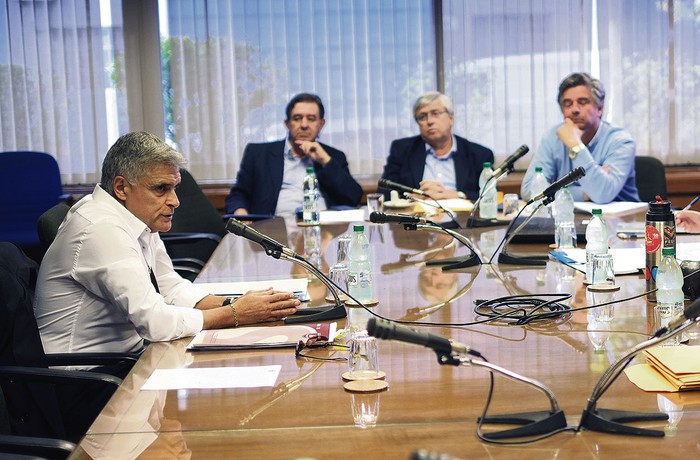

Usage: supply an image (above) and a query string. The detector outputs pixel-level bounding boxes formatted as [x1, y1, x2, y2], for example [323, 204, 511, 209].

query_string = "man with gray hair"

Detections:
[381, 91, 493, 201]
[521, 72, 639, 203]
[35, 132, 300, 359]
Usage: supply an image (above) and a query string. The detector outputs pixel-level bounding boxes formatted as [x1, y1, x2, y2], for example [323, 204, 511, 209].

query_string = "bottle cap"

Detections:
[535, 166, 542, 173]
[662, 247, 675, 256]
[306, 167, 314, 174]
[592, 208, 602, 215]
[483, 162, 491, 168]
[353, 224, 364, 232]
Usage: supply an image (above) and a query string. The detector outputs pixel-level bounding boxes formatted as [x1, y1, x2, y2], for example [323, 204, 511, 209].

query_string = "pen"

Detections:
[683, 196, 700, 211]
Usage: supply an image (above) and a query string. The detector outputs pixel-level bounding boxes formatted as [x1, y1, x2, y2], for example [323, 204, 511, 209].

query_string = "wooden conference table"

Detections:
[70, 211, 700, 459]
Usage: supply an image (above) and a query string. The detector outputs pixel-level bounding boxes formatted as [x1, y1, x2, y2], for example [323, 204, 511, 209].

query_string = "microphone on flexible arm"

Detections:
[369, 211, 425, 225]
[367, 317, 567, 440]
[226, 218, 297, 259]
[225, 218, 347, 324]
[653, 297, 700, 337]
[467, 145, 529, 229]
[578, 297, 700, 438]
[371, 211, 482, 269]
[367, 317, 476, 356]
[526, 166, 586, 206]
[491, 145, 529, 178]
[378, 179, 462, 229]
[378, 178, 429, 197]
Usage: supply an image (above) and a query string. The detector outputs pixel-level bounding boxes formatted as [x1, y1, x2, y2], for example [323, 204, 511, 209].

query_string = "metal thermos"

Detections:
[645, 199, 675, 301]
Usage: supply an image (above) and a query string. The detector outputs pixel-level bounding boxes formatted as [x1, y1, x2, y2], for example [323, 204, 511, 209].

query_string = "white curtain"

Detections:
[164, 0, 436, 181]
[0, 0, 128, 184]
[443, 0, 700, 167]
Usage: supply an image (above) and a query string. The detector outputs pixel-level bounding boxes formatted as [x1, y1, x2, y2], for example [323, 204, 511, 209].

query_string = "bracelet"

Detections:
[229, 304, 239, 328]
[222, 297, 239, 327]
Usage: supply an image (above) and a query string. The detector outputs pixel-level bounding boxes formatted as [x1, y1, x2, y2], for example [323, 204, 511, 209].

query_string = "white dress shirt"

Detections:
[34, 185, 207, 355]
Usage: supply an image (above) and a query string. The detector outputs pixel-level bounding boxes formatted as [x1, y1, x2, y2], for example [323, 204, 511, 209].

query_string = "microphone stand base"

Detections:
[578, 408, 667, 437]
[478, 409, 567, 440]
[284, 304, 347, 324]
[498, 251, 547, 266]
[426, 254, 482, 270]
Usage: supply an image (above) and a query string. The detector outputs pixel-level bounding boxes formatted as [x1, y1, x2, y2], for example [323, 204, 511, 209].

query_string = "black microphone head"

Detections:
[377, 178, 390, 189]
[366, 317, 394, 340]
[369, 211, 385, 223]
[573, 166, 586, 179]
[225, 218, 245, 235]
[514, 144, 529, 156]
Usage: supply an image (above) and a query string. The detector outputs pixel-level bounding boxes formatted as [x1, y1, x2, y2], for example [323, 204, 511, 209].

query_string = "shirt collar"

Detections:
[284, 138, 313, 167]
[91, 184, 152, 239]
[425, 135, 457, 160]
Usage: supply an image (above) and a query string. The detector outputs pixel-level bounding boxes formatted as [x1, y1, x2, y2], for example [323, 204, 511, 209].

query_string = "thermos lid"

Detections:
[647, 196, 672, 219]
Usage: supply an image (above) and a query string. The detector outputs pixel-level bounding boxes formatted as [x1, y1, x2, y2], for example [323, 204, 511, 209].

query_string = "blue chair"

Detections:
[0, 151, 69, 252]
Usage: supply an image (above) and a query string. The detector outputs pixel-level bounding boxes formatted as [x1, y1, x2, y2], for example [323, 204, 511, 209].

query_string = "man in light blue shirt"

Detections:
[521, 72, 639, 203]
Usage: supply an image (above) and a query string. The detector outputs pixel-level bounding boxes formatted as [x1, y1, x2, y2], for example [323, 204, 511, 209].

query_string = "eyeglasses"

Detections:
[295, 333, 348, 361]
[416, 110, 448, 123]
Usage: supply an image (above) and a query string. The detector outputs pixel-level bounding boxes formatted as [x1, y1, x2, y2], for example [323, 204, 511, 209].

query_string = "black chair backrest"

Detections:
[635, 156, 667, 203]
[171, 169, 226, 236]
[37, 202, 71, 251]
[0, 243, 66, 438]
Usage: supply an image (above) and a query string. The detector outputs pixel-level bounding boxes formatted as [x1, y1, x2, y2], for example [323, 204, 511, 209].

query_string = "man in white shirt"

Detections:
[34, 131, 300, 357]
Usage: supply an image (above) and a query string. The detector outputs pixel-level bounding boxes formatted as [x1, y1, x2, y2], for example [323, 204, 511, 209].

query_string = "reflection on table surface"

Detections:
[70, 213, 700, 459]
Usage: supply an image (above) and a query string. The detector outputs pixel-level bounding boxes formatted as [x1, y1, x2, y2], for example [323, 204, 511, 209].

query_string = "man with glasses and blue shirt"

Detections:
[381, 91, 494, 201]
[521, 72, 639, 203]
[225, 93, 363, 216]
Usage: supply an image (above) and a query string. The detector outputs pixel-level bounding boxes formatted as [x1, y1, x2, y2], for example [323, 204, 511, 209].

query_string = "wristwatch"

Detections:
[568, 143, 585, 159]
[222, 297, 234, 306]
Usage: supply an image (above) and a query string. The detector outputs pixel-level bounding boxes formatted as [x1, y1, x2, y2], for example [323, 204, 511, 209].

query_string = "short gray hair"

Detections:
[413, 91, 454, 120]
[100, 132, 186, 197]
[557, 72, 606, 109]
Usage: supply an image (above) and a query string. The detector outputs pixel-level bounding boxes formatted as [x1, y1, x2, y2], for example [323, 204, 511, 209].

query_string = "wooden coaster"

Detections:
[345, 298, 379, 307]
[325, 293, 349, 302]
[342, 370, 386, 381]
[587, 283, 621, 292]
[343, 379, 389, 393]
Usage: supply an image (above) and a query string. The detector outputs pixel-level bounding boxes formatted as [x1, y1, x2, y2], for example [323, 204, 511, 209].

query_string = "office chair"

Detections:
[0, 151, 70, 259]
[635, 156, 667, 203]
[37, 202, 71, 251]
[0, 242, 138, 449]
[161, 169, 227, 281]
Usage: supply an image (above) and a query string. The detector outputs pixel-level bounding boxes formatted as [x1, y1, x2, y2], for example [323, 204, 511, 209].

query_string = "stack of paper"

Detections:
[625, 346, 700, 392]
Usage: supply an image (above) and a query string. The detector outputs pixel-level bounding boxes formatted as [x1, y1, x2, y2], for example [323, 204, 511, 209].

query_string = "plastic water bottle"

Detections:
[478, 162, 497, 219]
[528, 166, 551, 217]
[585, 208, 608, 283]
[303, 167, 320, 224]
[655, 248, 684, 347]
[553, 186, 576, 248]
[348, 224, 373, 304]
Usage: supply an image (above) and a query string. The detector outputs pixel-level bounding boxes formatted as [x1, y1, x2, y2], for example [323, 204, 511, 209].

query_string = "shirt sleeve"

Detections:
[572, 135, 636, 204]
[72, 223, 204, 342]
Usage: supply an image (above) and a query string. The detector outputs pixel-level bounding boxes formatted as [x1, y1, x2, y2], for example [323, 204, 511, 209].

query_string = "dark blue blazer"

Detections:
[225, 140, 363, 215]
[381, 135, 494, 201]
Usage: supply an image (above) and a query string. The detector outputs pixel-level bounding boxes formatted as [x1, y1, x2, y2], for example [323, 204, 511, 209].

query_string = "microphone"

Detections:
[378, 178, 429, 197]
[527, 166, 585, 204]
[492, 145, 529, 177]
[369, 211, 424, 225]
[654, 298, 700, 336]
[367, 317, 473, 356]
[225, 218, 297, 259]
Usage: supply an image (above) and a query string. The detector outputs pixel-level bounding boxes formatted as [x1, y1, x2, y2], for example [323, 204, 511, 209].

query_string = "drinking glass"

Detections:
[347, 331, 380, 380]
[366, 193, 384, 217]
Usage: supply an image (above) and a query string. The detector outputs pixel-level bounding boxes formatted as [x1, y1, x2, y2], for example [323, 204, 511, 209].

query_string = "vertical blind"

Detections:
[1, 0, 698, 186]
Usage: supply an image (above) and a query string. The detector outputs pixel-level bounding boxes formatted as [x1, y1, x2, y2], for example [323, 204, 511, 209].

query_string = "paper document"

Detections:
[141, 365, 281, 390]
[553, 242, 700, 275]
[195, 278, 309, 301]
[625, 346, 700, 392]
[553, 247, 644, 275]
[319, 209, 365, 224]
[417, 198, 474, 213]
[574, 201, 647, 217]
